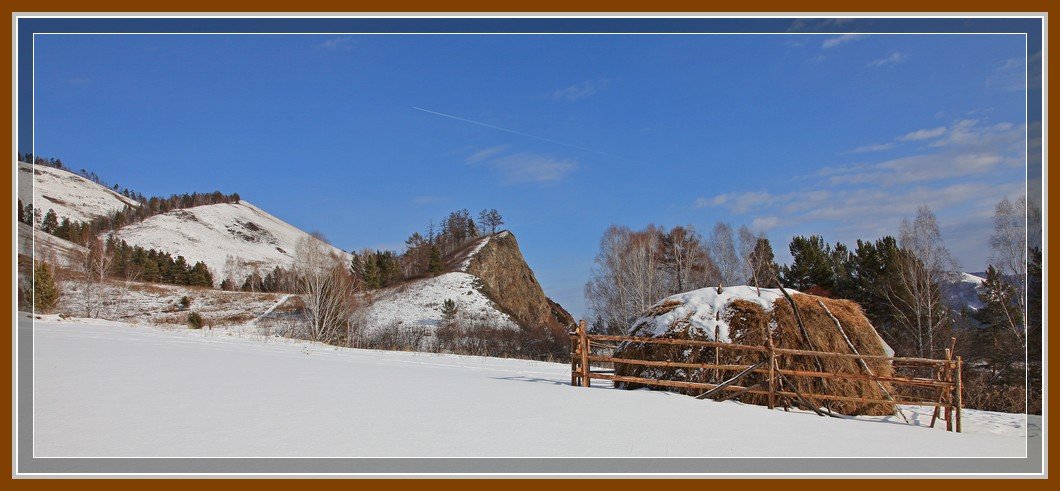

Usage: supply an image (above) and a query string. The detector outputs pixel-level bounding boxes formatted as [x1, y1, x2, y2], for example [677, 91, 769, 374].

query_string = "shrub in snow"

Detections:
[179, 295, 192, 310]
[187, 311, 204, 329]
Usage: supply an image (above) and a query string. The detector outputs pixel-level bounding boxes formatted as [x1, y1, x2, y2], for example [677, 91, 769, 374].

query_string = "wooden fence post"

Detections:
[767, 334, 776, 410]
[956, 356, 963, 433]
[570, 327, 579, 387]
[579, 320, 590, 388]
[714, 325, 721, 383]
[949, 349, 958, 430]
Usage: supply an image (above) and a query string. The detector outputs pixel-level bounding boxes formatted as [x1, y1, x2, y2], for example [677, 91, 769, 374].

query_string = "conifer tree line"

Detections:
[350, 208, 504, 289]
[104, 237, 214, 287]
[221, 265, 300, 293]
[585, 199, 1042, 413]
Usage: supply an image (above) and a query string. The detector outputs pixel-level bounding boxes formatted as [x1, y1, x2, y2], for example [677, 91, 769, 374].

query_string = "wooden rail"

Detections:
[570, 321, 963, 432]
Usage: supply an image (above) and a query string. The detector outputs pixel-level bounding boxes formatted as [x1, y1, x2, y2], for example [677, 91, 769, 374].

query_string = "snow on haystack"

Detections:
[629, 285, 788, 342]
[17, 162, 140, 224]
[113, 201, 349, 284]
[361, 272, 518, 333]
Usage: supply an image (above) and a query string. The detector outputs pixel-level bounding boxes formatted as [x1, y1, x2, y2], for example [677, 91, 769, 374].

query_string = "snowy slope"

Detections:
[361, 272, 518, 333]
[17, 162, 139, 224]
[30, 316, 1033, 458]
[112, 201, 348, 284]
[18, 222, 88, 267]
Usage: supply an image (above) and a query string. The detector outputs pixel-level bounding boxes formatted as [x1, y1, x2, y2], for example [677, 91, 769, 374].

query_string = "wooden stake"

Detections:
[579, 320, 590, 388]
[956, 356, 963, 433]
[714, 325, 721, 384]
[570, 332, 579, 387]
[930, 337, 957, 428]
[767, 335, 776, 409]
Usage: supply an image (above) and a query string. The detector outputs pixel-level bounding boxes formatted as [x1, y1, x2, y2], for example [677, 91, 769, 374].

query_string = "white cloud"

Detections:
[467, 147, 578, 184]
[987, 51, 1041, 92]
[898, 126, 947, 141]
[751, 216, 781, 231]
[700, 117, 1026, 269]
[697, 191, 777, 214]
[489, 153, 578, 184]
[847, 142, 894, 153]
[465, 145, 508, 164]
[549, 79, 608, 101]
[821, 34, 864, 49]
[867, 52, 906, 67]
[317, 37, 355, 51]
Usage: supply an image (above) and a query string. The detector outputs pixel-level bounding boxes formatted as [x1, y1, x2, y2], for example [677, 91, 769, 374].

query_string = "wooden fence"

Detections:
[569, 320, 964, 432]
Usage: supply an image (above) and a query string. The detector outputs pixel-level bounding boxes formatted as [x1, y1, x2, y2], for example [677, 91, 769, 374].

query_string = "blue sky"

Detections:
[32, 33, 1032, 316]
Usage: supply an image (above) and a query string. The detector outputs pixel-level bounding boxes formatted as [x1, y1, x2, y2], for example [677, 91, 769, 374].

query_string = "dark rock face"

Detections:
[464, 231, 576, 335]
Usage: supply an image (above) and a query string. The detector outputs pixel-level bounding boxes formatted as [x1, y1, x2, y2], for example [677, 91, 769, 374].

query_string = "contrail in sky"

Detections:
[411, 106, 632, 162]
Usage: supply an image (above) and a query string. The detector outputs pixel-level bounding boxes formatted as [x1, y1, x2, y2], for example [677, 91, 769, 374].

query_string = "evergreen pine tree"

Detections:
[440, 298, 458, 328]
[780, 235, 836, 293]
[427, 245, 443, 275]
[33, 262, 59, 314]
[41, 209, 59, 234]
[971, 265, 1024, 382]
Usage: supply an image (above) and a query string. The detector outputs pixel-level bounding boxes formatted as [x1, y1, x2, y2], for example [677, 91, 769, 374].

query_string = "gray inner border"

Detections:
[14, 13, 1046, 476]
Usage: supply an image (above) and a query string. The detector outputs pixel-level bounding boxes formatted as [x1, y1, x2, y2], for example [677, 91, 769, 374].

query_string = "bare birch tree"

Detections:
[990, 197, 1028, 335]
[585, 225, 720, 334]
[883, 206, 959, 358]
[293, 236, 358, 344]
[74, 238, 114, 318]
[707, 222, 745, 286]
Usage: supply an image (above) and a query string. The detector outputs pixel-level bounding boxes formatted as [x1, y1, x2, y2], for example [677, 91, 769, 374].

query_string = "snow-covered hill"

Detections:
[113, 201, 348, 285]
[30, 315, 1034, 458]
[18, 222, 87, 268]
[361, 272, 518, 334]
[944, 272, 987, 311]
[17, 161, 139, 224]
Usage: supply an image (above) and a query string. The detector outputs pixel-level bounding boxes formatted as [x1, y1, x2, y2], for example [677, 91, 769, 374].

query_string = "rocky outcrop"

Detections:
[463, 231, 576, 335]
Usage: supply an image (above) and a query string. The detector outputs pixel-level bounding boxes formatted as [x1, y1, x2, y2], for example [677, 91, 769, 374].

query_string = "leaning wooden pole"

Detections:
[818, 300, 908, 424]
[774, 279, 833, 413]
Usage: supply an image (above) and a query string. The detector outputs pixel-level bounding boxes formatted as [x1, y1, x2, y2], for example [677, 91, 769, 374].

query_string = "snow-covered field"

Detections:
[30, 315, 1034, 458]
[113, 201, 349, 285]
[18, 162, 140, 224]
[362, 272, 518, 333]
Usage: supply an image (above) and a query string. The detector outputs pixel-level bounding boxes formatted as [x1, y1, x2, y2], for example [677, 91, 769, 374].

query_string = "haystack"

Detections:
[614, 286, 897, 416]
